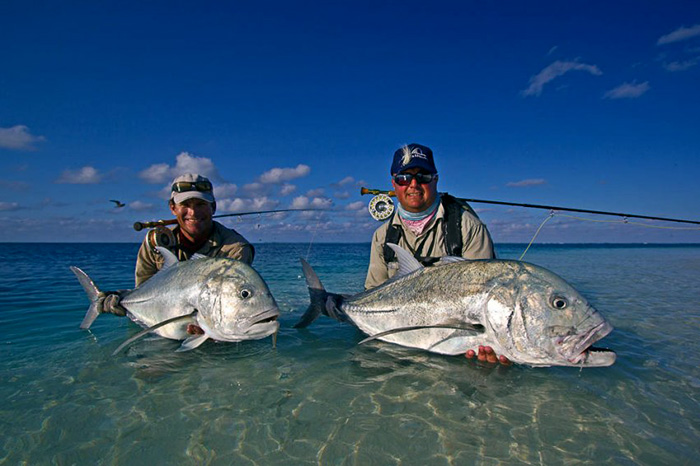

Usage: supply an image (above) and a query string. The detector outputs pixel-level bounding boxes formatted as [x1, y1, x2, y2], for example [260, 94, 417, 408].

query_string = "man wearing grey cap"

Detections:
[99, 173, 253, 318]
[365, 144, 508, 365]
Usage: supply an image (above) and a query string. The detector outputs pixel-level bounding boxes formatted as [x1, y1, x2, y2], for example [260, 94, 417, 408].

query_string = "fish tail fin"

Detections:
[70, 266, 102, 329]
[294, 258, 346, 328]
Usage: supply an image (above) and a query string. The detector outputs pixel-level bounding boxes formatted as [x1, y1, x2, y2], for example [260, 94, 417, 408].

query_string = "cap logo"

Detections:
[400, 146, 428, 167]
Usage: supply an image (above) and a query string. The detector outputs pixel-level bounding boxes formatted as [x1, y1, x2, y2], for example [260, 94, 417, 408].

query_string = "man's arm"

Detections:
[461, 214, 496, 260]
[135, 239, 162, 287]
[364, 228, 390, 290]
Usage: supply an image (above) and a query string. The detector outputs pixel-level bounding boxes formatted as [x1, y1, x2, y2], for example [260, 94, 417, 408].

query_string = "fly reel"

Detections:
[368, 193, 395, 221]
[146, 225, 177, 252]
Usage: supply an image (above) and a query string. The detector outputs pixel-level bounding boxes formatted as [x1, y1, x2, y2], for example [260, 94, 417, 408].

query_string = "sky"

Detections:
[2, 0, 700, 244]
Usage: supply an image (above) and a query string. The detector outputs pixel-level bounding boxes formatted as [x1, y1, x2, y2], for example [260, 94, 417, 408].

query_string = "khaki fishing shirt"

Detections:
[364, 202, 495, 290]
[135, 221, 254, 287]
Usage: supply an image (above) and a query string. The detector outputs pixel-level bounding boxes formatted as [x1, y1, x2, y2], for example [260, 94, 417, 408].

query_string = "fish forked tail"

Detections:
[293, 258, 346, 328]
[70, 266, 103, 330]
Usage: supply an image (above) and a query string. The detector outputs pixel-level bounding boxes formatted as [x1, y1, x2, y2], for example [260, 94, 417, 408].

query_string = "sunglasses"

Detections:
[171, 180, 213, 193]
[393, 172, 437, 186]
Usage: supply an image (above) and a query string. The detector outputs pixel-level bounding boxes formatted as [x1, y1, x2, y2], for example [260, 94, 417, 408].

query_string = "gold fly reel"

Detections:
[368, 193, 395, 221]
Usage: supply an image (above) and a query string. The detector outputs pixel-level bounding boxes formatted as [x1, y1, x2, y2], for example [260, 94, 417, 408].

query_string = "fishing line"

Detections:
[519, 211, 700, 260]
[305, 215, 323, 262]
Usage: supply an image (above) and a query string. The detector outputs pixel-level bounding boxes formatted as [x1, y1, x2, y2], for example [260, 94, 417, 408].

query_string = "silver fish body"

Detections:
[72, 248, 279, 352]
[296, 245, 615, 367]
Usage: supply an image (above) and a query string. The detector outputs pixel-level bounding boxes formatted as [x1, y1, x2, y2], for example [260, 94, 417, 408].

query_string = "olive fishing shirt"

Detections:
[135, 221, 254, 287]
[364, 201, 495, 290]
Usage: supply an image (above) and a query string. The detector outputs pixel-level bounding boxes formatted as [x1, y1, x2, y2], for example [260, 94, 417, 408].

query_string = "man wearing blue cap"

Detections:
[365, 143, 508, 364]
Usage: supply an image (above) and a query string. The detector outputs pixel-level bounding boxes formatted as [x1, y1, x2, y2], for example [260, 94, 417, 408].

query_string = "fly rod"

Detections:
[133, 208, 324, 231]
[360, 187, 700, 225]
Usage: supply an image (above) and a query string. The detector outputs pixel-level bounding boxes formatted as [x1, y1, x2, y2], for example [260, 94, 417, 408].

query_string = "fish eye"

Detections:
[240, 289, 253, 299]
[551, 296, 568, 310]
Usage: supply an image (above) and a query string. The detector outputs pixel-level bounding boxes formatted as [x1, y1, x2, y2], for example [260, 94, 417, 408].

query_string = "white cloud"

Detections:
[306, 188, 325, 197]
[0, 125, 46, 150]
[128, 200, 155, 211]
[258, 164, 310, 184]
[56, 166, 102, 184]
[506, 178, 547, 187]
[280, 183, 297, 196]
[0, 202, 21, 211]
[217, 196, 279, 213]
[603, 81, 650, 99]
[333, 176, 355, 187]
[522, 60, 602, 97]
[215, 182, 238, 198]
[139, 152, 220, 184]
[663, 57, 700, 72]
[345, 201, 365, 211]
[657, 24, 700, 45]
[291, 195, 333, 209]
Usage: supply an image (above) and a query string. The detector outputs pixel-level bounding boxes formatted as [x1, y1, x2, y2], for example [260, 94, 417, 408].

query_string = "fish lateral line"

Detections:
[111, 311, 199, 356]
[358, 322, 485, 345]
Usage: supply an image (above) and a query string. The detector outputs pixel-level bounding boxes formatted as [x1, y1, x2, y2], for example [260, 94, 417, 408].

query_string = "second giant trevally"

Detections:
[295, 244, 615, 367]
[72, 247, 280, 353]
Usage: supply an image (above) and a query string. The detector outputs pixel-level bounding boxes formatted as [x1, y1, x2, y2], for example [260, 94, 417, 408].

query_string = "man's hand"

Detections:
[465, 345, 511, 366]
[97, 293, 127, 316]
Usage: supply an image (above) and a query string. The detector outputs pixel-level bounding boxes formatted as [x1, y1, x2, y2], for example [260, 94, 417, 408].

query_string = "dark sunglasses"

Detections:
[171, 180, 213, 193]
[393, 172, 437, 186]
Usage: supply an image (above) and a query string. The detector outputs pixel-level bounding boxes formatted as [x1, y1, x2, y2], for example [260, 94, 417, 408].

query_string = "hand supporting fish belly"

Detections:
[71, 247, 280, 353]
[294, 244, 616, 368]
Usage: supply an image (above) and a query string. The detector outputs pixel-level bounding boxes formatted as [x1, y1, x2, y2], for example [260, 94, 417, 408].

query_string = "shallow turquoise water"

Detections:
[1, 243, 699, 464]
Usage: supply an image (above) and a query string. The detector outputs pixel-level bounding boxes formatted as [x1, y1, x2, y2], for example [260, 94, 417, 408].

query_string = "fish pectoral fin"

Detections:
[386, 244, 423, 277]
[155, 247, 179, 269]
[111, 312, 197, 356]
[176, 334, 209, 352]
[358, 321, 485, 345]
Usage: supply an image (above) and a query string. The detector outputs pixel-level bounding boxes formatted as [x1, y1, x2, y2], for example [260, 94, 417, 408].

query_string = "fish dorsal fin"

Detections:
[386, 243, 423, 277]
[155, 247, 179, 269]
[438, 256, 468, 265]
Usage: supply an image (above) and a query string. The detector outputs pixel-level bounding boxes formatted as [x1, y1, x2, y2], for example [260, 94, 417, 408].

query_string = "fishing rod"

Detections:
[360, 187, 700, 225]
[133, 208, 324, 231]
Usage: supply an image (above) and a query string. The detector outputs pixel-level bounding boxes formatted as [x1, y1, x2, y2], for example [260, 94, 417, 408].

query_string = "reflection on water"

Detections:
[1, 243, 700, 464]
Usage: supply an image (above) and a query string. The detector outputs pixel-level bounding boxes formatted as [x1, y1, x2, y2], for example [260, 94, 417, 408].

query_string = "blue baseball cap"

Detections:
[390, 143, 437, 175]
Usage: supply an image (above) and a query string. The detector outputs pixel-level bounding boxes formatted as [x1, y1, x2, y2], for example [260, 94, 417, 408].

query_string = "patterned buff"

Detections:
[397, 195, 441, 236]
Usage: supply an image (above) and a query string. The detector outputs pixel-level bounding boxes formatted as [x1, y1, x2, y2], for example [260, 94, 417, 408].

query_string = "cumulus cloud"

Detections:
[280, 183, 297, 196]
[522, 60, 602, 97]
[217, 196, 280, 213]
[291, 195, 333, 209]
[657, 24, 700, 45]
[332, 176, 355, 187]
[139, 152, 220, 184]
[603, 81, 650, 99]
[214, 182, 238, 198]
[128, 200, 156, 211]
[56, 166, 102, 184]
[0, 125, 46, 150]
[0, 202, 21, 211]
[258, 164, 310, 184]
[306, 188, 325, 197]
[345, 201, 365, 211]
[506, 178, 547, 187]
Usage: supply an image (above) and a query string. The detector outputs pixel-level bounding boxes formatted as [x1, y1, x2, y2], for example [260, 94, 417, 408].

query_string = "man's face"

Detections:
[170, 198, 214, 242]
[391, 168, 439, 213]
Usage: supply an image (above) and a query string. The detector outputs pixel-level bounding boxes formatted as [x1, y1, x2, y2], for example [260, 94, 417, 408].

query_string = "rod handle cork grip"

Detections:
[360, 187, 396, 197]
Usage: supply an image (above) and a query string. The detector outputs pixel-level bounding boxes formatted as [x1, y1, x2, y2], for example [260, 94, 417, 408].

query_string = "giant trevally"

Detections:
[72, 247, 279, 353]
[295, 244, 615, 367]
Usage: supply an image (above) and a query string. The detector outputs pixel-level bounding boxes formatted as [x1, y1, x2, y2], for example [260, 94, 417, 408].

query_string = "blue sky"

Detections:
[2, 1, 699, 243]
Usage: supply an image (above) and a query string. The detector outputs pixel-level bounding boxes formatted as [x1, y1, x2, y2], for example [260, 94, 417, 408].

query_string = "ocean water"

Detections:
[1, 242, 700, 465]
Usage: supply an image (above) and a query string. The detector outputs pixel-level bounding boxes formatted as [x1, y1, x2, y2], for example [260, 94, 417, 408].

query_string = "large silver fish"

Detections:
[295, 244, 616, 367]
[72, 247, 279, 353]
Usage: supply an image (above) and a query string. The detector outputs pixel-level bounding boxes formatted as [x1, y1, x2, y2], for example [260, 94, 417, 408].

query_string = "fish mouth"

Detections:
[557, 321, 616, 367]
[198, 308, 280, 342]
